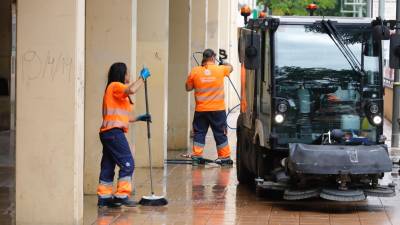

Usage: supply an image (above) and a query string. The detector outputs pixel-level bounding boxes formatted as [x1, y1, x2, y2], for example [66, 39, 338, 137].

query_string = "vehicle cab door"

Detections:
[239, 28, 262, 130]
[257, 30, 272, 147]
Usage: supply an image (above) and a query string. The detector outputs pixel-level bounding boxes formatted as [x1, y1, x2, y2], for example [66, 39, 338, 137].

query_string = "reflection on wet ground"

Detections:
[85, 164, 400, 225]
[85, 118, 400, 225]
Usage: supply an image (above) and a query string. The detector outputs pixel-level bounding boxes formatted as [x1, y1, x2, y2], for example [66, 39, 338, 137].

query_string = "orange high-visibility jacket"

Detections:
[186, 63, 231, 112]
[100, 82, 132, 133]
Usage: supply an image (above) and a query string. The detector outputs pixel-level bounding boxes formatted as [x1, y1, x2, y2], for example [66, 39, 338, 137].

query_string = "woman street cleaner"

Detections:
[97, 62, 151, 208]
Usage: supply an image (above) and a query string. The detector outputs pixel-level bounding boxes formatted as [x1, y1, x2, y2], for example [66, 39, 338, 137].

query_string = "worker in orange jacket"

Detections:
[186, 49, 233, 165]
[97, 62, 151, 208]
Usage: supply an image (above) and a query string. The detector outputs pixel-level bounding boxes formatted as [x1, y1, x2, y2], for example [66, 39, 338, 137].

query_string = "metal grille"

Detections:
[341, 0, 369, 17]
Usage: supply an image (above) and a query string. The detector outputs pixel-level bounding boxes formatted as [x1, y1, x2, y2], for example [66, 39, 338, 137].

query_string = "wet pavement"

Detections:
[0, 114, 399, 225]
[84, 117, 400, 225]
[85, 163, 400, 225]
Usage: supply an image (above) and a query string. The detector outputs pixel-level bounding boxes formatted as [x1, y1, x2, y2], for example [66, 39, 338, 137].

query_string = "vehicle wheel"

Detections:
[236, 116, 252, 184]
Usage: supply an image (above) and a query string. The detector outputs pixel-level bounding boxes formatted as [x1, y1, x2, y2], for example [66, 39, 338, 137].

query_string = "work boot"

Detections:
[114, 197, 137, 207]
[97, 198, 122, 208]
[215, 157, 233, 166]
[191, 155, 206, 165]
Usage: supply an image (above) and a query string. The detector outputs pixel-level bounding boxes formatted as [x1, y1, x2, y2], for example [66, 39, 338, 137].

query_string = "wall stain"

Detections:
[155, 52, 162, 61]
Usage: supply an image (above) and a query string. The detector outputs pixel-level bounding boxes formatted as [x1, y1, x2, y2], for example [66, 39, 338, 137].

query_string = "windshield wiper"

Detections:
[321, 20, 366, 78]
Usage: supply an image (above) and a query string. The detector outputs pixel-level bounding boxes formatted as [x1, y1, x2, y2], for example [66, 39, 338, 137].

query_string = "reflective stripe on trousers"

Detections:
[217, 141, 230, 158]
[114, 177, 132, 199]
[192, 142, 205, 156]
[97, 180, 113, 199]
[97, 177, 132, 199]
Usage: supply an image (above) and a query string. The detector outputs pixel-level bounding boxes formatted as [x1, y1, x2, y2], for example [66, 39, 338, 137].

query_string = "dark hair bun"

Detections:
[202, 49, 216, 59]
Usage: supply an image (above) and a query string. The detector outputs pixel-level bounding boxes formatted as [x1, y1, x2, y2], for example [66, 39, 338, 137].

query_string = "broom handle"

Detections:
[144, 79, 154, 195]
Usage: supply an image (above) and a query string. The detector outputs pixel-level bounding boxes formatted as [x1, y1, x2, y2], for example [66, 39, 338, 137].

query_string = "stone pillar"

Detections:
[230, 0, 241, 109]
[219, 0, 231, 109]
[190, 0, 207, 67]
[219, 0, 240, 110]
[84, 0, 136, 194]
[167, 0, 190, 151]
[189, 0, 208, 141]
[135, 0, 169, 167]
[16, 0, 85, 224]
[206, 0, 220, 51]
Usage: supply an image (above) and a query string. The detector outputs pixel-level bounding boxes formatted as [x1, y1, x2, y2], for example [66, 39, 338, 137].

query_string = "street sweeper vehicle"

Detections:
[236, 16, 398, 201]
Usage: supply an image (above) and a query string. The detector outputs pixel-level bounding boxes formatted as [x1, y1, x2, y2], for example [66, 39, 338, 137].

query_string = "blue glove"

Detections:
[136, 113, 152, 122]
[140, 67, 151, 80]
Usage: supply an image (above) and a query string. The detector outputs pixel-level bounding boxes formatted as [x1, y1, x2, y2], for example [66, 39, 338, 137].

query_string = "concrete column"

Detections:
[84, 0, 136, 194]
[218, 0, 229, 53]
[136, 0, 169, 167]
[219, 0, 232, 109]
[187, 0, 208, 146]
[16, 0, 85, 224]
[189, 0, 208, 141]
[219, 0, 240, 110]
[206, 0, 220, 50]
[191, 0, 207, 67]
[167, 0, 190, 151]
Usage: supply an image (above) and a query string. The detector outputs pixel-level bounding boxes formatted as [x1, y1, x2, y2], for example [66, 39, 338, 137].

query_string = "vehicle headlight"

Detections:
[369, 104, 379, 114]
[277, 103, 288, 113]
[275, 114, 284, 124]
[373, 115, 382, 125]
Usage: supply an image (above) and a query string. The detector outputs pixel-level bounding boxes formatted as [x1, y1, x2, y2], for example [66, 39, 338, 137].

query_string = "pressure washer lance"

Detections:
[138, 71, 168, 206]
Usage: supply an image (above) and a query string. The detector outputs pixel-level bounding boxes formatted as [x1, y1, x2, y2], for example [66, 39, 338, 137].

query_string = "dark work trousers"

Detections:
[99, 128, 135, 184]
[192, 110, 230, 158]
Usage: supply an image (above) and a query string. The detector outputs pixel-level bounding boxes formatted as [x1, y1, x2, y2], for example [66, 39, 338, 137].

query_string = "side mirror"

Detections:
[390, 34, 400, 69]
[244, 33, 261, 70]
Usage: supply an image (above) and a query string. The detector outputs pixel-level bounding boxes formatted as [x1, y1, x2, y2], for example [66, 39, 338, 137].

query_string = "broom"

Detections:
[138, 74, 168, 206]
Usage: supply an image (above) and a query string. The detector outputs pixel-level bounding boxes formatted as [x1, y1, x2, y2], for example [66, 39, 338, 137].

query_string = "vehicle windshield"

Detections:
[274, 23, 381, 145]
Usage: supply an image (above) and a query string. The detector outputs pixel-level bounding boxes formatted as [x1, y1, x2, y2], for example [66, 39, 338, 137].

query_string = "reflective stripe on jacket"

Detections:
[100, 82, 133, 133]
